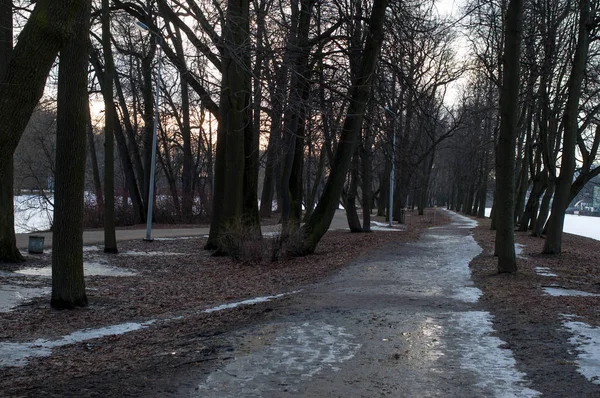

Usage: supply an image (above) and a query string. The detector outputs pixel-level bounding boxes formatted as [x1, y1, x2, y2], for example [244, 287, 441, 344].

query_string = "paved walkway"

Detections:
[15, 209, 352, 250]
[185, 211, 541, 397]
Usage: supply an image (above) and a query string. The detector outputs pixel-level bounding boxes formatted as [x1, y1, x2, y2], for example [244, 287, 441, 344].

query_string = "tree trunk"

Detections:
[533, 178, 554, 237]
[102, 0, 117, 253]
[361, 126, 373, 232]
[205, 0, 251, 250]
[0, 0, 85, 262]
[51, 0, 91, 309]
[544, 0, 591, 254]
[0, 0, 23, 264]
[299, 0, 388, 254]
[346, 150, 363, 232]
[86, 107, 104, 214]
[494, 0, 523, 273]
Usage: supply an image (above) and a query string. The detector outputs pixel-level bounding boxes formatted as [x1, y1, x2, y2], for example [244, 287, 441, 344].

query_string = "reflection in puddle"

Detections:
[543, 287, 600, 297]
[535, 267, 558, 277]
[0, 285, 49, 312]
[197, 321, 361, 396]
[453, 311, 540, 396]
[563, 317, 600, 384]
[0, 320, 155, 367]
[15, 261, 136, 277]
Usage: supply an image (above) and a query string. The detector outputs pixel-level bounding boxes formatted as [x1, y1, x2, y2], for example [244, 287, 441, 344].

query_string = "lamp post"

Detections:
[383, 107, 397, 227]
[136, 21, 162, 242]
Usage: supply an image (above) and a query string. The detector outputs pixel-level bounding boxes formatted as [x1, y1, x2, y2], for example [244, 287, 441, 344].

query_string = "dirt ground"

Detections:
[0, 210, 443, 397]
[470, 218, 600, 396]
[2, 210, 600, 396]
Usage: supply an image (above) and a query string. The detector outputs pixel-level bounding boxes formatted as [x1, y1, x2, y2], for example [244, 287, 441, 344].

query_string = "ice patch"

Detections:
[0, 320, 155, 367]
[202, 291, 301, 314]
[451, 287, 482, 303]
[535, 267, 558, 277]
[15, 262, 136, 277]
[543, 287, 600, 297]
[119, 250, 185, 256]
[453, 311, 540, 396]
[151, 237, 196, 241]
[515, 243, 527, 259]
[563, 318, 600, 384]
[0, 285, 49, 312]
[197, 321, 361, 396]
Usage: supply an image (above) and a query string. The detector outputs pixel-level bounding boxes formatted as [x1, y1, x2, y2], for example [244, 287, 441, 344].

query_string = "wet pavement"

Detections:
[187, 211, 540, 397]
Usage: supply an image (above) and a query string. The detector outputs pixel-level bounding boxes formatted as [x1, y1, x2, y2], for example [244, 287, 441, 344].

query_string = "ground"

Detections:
[0, 209, 599, 396]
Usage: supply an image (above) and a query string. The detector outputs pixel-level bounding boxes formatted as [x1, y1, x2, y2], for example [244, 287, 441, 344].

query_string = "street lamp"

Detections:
[383, 106, 397, 227]
[136, 21, 163, 242]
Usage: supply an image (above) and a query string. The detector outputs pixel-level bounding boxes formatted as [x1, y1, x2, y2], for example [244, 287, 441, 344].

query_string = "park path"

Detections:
[184, 211, 540, 397]
[14, 209, 352, 250]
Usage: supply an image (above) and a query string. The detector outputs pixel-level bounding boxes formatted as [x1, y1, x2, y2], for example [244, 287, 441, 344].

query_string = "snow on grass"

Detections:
[0, 320, 155, 367]
[535, 267, 558, 277]
[543, 287, 600, 297]
[563, 317, 600, 384]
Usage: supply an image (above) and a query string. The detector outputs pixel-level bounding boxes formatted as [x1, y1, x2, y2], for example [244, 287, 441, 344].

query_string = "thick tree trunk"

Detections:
[205, 0, 251, 250]
[0, 0, 23, 264]
[494, 0, 523, 273]
[0, 0, 85, 262]
[299, 0, 388, 254]
[544, 0, 591, 254]
[51, 0, 91, 309]
[102, 0, 117, 253]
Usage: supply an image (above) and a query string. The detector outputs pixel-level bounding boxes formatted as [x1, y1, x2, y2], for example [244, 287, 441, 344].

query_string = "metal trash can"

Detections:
[28, 235, 45, 254]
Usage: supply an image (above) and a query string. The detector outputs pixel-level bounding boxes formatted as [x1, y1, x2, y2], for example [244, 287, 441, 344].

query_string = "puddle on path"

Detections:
[563, 317, 600, 384]
[452, 311, 540, 396]
[197, 321, 361, 396]
[0, 320, 155, 367]
[543, 287, 600, 297]
[15, 261, 136, 277]
[0, 285, 49, 312]
[535, 267, 558, 277]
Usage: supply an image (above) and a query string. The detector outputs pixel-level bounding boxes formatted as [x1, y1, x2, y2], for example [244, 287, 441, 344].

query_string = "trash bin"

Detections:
[28, 235, 45, 254]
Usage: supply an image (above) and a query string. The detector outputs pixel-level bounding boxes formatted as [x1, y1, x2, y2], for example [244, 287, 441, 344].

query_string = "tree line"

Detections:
[0, 0, 598, 308]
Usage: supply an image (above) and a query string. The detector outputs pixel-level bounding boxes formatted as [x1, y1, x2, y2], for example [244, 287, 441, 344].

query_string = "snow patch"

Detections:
[0, 285, 49, 312]
[535, 267, 558, 277]
[453, 311, 540, 396]
[202, 291, 301, 314]
[563, 317, 600, 384]
[119, 250, 185, 256]
[543, 287, 600, 297]
[0, 320, 155, 367]
[15, 262, 136, 277]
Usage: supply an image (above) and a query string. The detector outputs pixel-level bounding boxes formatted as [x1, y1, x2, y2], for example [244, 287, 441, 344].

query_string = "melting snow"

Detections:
[119, 250, 185, 256]
[563, 318, 600, 384]
[0, 285, 49, 312]
[202, 291, 301, 313]
[0, 320, 155, 367]
[535, 267, 558, 277]
[543, 287, 600, 297]
[197, 321, 361, 396]
[15, 261, 136, 277]
[453, 311, 540, 396]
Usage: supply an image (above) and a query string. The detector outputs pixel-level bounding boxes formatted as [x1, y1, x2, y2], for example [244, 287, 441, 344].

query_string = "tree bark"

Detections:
[0, 0, 23, 264]
[102, 0, 117, 253]
[299, 0, 388, 254]
[51, 0, 91, 309]
[0, 0, 85, 262]
[544, 0, 591, 254]
[494, 0, 523, 273]
[205, 0, 251, 250]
